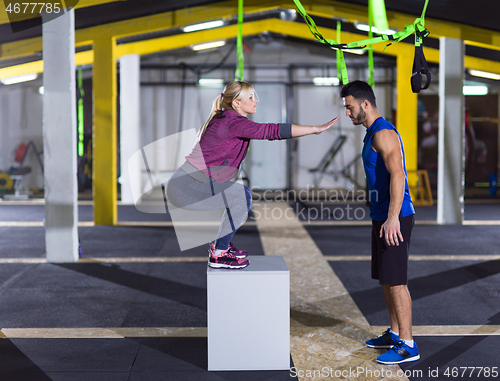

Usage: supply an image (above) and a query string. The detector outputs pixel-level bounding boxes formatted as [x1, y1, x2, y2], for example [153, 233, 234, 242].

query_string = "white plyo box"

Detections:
[207, 255, 290, 371]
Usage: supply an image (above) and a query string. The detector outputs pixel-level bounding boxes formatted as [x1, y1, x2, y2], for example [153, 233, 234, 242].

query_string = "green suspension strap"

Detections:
[77, 68, 85, 157]
[410, 0, 431, 93]
[367, 4, 375, 88]
[294, 0, 425, 51]
[234, 0, 249, 175]
[336, 20, 348, 84]
[234, 0, 244, 81]
[293, 0, 348, 85]
[336, 21, 340, 83]
[293, 0, 431, 91]
[369, 0, 389, 34]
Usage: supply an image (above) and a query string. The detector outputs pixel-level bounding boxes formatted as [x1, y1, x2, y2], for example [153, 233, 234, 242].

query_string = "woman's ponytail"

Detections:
[197, 92, 223, 141]
[197, 81, 253, 141]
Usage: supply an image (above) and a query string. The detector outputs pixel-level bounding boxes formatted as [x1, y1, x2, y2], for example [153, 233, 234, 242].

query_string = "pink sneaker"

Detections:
[208, 245, 249, 269]
[228, 242, 248, 258]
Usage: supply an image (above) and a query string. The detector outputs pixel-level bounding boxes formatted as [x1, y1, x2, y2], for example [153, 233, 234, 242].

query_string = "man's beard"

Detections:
[351, 108, 366, 125]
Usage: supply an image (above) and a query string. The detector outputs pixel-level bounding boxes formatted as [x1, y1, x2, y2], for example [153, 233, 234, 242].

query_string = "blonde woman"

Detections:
[166, 81, 339, 269]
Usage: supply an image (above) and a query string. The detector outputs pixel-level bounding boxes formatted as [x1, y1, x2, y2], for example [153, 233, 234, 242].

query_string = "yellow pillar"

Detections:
[93, 37, 117, 225]
[396, 50, 418, 187]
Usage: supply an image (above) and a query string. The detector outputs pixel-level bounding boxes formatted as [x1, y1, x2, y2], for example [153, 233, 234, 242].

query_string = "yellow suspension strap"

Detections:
[234, 0, 244, 81]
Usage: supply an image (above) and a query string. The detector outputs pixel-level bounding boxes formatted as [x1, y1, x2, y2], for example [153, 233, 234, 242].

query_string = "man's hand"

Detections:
[380, 217, 404, 246]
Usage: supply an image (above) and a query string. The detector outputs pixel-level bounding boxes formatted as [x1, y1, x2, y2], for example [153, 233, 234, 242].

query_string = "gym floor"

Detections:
[0, 199, 498, 380]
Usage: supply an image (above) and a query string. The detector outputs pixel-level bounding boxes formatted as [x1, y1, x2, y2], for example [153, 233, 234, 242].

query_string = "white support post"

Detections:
[119, 54, 141, 204]
[437, 37, 465, 224]
[42, 9, 79, 262]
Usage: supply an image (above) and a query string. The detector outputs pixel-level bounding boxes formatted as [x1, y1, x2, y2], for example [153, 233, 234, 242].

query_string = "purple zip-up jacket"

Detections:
[185, 109, 292, 183]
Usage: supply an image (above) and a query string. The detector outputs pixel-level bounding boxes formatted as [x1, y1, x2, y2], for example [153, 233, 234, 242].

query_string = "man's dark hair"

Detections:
[340, 80, 377, 108]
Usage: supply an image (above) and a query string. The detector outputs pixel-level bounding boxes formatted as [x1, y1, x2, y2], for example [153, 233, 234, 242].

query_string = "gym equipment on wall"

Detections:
[3, 141, 43, 200]
[467, 112, 498, 196]
[407, 169, 433, 206]
[308, 135, 363, 191]
[0, 172, 14, 192]
[473, 173, 497, 197]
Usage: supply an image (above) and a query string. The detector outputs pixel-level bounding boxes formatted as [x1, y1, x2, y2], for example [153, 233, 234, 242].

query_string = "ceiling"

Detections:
[1, 0, 498, 42]
[0, 0, 499, 72]
[346, 0, 500, 33]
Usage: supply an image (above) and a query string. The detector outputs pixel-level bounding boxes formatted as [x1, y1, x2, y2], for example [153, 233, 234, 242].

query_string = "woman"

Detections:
[166, 81, 339, 269]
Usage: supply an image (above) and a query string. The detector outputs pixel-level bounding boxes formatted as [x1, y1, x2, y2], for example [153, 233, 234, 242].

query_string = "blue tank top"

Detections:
[362, 117, 415, 221]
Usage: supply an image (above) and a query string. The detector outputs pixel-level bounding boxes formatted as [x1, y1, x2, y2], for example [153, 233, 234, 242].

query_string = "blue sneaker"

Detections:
[376, 340, 420, 364]
[366, 329, 399, 349]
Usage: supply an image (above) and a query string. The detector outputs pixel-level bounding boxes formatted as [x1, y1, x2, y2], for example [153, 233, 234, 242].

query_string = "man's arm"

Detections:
[372, 129, 406, 246]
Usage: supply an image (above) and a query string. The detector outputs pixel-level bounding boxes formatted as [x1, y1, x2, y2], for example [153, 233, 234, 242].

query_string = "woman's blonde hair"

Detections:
[197, 81, 254, 141]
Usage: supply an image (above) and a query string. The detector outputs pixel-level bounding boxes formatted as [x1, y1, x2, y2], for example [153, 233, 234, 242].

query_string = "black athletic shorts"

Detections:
[371, 214, 415, 285]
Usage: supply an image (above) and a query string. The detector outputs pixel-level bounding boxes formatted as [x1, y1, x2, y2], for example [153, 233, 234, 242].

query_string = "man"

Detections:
[340, 80, 419, 364]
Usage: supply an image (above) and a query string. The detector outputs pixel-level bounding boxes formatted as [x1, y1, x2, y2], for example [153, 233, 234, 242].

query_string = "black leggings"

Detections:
[166, 167, 252, 250]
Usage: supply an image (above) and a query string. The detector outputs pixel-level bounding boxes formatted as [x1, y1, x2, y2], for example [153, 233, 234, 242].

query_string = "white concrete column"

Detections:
[42, 9, 79, 262]
[119, 54, 141, 204]
[437, 37, 465, 224]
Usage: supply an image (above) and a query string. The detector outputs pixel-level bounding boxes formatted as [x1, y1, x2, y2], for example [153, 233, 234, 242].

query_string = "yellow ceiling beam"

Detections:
[2, 0, 500, 62]
[113, 18, 441, 64]
[0, 1, 277, 60]
[0, 59, 42, 78]
[0, 50, 93, 78]
[465, 55, 500, 75]
[2, 18, 500, 80]
[1, 37, 42, 59]
[0, 0, 237, 60]
[465, 39, 500, 53]
[0, 36, 92, 60]
[0, 0, 126, 25]
[74, 0, 126, 9]
[0, 18, 410, 79]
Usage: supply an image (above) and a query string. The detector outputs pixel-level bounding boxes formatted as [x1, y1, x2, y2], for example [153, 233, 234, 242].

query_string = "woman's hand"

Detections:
[291, 117, 340, 138]
[315, 117, 340, 134]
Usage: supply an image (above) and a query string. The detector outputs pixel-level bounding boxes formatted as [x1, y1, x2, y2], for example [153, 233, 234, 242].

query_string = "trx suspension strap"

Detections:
[293, 0, 348, 85]
[292, 0, 432, 91]
[336, 20, 348, 84]
[370, 0, 389, 34]
[77, 68, 85, 157]
[367, 4, 375, 88]
[410, 0, 431, 93]
[411, 26, 431, 93]
[234, 0, 244, 81]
